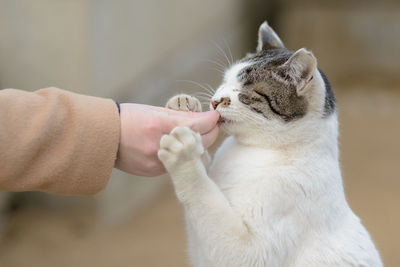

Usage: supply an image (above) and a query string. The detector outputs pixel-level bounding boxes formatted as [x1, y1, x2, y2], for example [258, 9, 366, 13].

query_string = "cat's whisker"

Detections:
[206, 66, 225, 76]
[212, 40, 232, 67]
[193, 92, 212, 98]
[214, 57, 227, 68]
[179, 80, 216, 96]
[202, 59, 226, 76]
[203, 83, 216, 94]
[203, 59, 226, 71]
[222, 38, 234, 65]
[195, 98, 212, 105]
[193, 90, 213, 96]
[193, 92, 213, 99]
[193, 91, 212, 96]
[194, 93, 211, 98]
[196, 97, 212, 102]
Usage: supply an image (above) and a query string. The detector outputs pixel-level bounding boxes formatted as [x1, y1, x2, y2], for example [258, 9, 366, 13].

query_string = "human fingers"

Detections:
[154, 105, 219, 121]
[174, 110, 220, 134]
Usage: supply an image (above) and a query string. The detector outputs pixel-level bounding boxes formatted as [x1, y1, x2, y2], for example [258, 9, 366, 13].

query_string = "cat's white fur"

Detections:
[158, 27, 382, 267]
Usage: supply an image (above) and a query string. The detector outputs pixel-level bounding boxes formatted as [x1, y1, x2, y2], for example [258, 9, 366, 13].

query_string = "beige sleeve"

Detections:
[0, 87, 120, 195]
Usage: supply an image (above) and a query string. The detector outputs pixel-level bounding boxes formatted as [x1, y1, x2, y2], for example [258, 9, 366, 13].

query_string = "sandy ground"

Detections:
[0, 87, 399, 267]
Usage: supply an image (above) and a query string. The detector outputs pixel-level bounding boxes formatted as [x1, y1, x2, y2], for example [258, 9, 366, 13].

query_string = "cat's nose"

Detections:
[211, 97, 231, 110]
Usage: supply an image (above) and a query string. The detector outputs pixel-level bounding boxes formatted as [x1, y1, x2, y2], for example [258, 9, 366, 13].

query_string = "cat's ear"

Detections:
[257, 21, 285, 52]
[281, 48, 317, 95]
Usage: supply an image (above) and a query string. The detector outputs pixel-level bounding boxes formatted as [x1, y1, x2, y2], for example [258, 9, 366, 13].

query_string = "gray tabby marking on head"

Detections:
[238, 21, 336, 121]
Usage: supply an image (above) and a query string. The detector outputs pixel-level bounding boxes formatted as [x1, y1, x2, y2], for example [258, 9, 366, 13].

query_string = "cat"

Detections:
[158, 21, 383, 267]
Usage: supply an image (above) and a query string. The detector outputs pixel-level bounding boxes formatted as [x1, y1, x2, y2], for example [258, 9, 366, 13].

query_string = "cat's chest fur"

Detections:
[208, 136, 293, 216]
[209, 136, 276, 187]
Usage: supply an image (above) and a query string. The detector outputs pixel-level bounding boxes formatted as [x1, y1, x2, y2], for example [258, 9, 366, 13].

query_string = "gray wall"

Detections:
[0, 0, 245, 97]
[0, 0, 91, 92]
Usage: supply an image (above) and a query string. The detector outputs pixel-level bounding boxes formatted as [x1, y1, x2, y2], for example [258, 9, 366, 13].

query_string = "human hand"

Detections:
[114, 103, 220, 177]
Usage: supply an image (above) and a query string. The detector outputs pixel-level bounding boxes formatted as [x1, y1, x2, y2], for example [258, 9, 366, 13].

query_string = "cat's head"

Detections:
[211, 21, 336, 147]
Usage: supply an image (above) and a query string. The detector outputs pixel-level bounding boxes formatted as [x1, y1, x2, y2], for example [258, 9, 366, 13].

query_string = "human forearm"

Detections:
[0, 88, 120, 194]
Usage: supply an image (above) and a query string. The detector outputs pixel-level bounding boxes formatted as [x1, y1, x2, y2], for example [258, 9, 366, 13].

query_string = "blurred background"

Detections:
[0, 0, 399, 266]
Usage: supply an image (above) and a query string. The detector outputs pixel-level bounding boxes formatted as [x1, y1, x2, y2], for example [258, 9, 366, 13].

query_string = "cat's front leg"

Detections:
[158, 126, 206, 199]
[158, 127, 252, 266]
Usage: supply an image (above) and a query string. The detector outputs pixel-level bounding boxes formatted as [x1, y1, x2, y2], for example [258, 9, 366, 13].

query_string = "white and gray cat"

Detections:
[158, 21, 382, 267]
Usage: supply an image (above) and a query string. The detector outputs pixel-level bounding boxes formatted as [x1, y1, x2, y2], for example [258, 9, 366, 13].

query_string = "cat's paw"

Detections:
[166, 94, 202, 112]
[158, 126, 204, 172]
